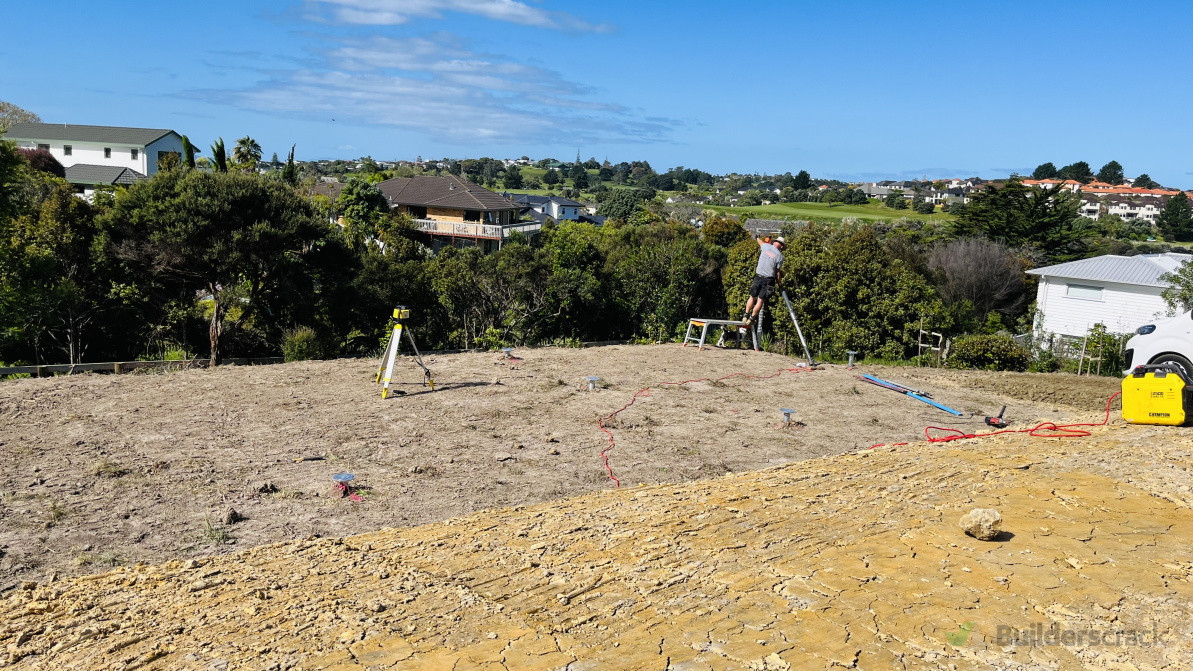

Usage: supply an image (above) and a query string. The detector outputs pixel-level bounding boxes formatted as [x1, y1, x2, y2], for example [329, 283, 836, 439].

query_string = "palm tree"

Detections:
[233, 136, 262, 173]
[210, 138, 228, 173]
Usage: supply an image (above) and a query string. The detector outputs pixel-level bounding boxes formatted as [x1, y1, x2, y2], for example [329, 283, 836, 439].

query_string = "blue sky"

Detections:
[3, 1, 1191, 187]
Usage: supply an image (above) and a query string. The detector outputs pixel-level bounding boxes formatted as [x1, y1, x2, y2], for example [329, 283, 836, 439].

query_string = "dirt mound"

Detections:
[0, 347, 1120, 584]
[888, 368, 1122, 410]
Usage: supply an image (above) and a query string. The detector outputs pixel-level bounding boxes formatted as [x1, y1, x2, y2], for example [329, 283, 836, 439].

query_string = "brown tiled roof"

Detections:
[376, 175, 515, 211]
[312, 182, 347, 200]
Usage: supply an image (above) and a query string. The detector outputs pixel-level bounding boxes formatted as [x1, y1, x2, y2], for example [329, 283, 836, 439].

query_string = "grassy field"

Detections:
[701, 201, 955, 223]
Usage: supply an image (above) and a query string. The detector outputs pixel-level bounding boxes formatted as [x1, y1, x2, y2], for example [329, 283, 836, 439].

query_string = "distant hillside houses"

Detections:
[861, 179, 987, 205]
[1023, 179, 1190, 224]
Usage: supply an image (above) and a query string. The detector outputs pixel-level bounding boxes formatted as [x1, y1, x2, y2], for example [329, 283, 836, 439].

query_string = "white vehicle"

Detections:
[1124, 312, 1193, 375]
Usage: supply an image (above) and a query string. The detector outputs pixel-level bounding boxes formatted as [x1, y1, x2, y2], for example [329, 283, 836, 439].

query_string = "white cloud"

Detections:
[198, 33, 674, 145]
[307, 0, 612, 32]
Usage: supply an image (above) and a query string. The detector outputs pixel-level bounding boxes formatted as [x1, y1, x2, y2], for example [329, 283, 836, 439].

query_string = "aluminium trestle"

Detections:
[683, 318, 758, 351]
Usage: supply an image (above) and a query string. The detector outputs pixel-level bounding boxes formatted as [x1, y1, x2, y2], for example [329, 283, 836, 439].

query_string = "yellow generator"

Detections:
[1122, 364, 1193, 426]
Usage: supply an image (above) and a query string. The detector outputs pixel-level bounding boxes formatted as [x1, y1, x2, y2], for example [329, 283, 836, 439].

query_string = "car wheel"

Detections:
[1151, 353, 1193, 377]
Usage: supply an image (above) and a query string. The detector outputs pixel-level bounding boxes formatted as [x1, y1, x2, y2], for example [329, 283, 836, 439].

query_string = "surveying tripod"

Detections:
[375, 306, 434, 399]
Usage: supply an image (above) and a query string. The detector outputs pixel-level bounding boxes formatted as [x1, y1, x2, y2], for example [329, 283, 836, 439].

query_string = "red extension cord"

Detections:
[870, 390, 1124, 448]
[597, 372, 1124, 487]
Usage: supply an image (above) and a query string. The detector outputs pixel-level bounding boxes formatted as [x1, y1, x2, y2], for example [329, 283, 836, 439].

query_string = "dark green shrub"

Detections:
[947, 334, 1029, 371]
[282, 326, 324, 362]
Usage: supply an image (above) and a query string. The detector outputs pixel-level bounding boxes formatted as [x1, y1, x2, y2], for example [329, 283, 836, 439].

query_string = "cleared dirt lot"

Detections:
[0, 345, 1120, 584]
[5, 385, 1193, 668]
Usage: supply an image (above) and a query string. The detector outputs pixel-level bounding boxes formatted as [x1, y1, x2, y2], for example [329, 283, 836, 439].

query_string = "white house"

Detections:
[506, 194, 585, 221]
[4, 122, 186, 183]
[1026, 253, 1191, 337]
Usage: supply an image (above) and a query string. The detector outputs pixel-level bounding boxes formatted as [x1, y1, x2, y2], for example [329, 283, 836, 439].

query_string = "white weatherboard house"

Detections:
[4, 122, 185, 190]
[1026, 253, 1191, 337]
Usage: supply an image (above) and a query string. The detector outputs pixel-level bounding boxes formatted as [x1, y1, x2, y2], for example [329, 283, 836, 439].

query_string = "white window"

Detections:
[37, 143, 49, 151]
[64, 145, 72, 156]
[104, 147, 111, 158]
[1066, 284, 1104, 300]
[131, 148, 139, 160]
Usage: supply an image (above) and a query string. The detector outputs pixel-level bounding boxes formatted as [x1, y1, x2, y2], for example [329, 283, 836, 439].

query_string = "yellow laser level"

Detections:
[375, 305, 434, 398]
[1121, 364, 1193, 426]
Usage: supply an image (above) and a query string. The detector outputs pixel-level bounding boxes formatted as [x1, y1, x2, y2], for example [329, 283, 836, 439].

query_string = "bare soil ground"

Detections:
[0, 345, 1120, 587]
[4, 388, 1193, 668]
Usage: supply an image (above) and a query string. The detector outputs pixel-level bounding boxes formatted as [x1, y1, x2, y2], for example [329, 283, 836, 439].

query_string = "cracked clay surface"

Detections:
[2, 350, 1189, 669]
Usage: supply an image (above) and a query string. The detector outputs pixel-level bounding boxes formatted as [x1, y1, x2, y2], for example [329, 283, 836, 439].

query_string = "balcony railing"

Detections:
[412, 218, 543, 240]
[413, 218, 503, 239]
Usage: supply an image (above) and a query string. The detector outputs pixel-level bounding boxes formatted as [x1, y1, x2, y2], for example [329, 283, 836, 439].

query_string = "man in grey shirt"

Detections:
[743, 236, 784, 326]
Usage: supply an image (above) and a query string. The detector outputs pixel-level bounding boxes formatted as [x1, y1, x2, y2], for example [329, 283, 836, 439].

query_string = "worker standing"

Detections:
[743, 236, 784, 327]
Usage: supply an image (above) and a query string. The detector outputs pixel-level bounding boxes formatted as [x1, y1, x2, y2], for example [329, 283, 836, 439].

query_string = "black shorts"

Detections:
[749, 274, 776, 299]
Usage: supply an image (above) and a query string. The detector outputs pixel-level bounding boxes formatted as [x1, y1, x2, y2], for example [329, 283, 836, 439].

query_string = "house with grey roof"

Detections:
[376, 175, 522, 252]
[4, 123, 185, 190]
[1026, 253, 1191, 337]
[505, 193, 587, 222]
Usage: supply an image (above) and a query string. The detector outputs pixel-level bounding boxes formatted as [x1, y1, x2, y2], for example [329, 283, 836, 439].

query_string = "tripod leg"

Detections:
[376, 327, 396, 384]
[404, 326, 434, 390]
[380, 324, 402, 399]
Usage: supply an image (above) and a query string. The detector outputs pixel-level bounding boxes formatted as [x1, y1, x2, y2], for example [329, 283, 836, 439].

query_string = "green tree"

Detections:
[210, 138, 228, 173]
[10, 175, 104, 363]
[701, 215, 750, 247]
[1096, 160, 1124, 185]
[181, 135, 197, 169]
[1056, 161, 1093, 183]
[884, 190, 907, 209]
[0, 101, 40, 131]
[542, 169, 561, 186]
[792, 170, 811, 190]
[1032, 162, 1058, 179]
[0, 138, 28, 223]
[156, 151, 181, 172]
[1157, 192, 1193, 242]
[572, 169, 589, 190]
[597, 189, 646, 223]
[502, 166, 524, 189]
[1161, 258, 1193, 313]
[335, 178, 390, 248]
[1135, 174, 1159, 189]
[950, 179, 1086, 261]
[103, 170, 325, 365]
[233, 136, 263, 172]
[282, 145, 298, 186]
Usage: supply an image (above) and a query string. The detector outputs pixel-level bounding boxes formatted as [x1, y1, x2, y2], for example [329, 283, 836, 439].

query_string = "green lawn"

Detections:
[701, 201, 955, 223]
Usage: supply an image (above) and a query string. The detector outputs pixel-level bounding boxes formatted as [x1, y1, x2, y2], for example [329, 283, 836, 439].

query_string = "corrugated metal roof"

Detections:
[1026, 253, 1192, 287]
[5, 122, 175, 146]
[65, 164, 147, 185]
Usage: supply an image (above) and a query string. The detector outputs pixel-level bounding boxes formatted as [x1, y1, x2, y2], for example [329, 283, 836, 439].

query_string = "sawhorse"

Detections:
[682, 318, 757, 351]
